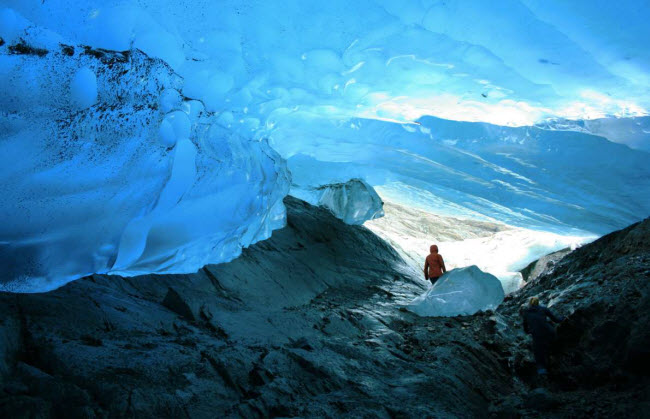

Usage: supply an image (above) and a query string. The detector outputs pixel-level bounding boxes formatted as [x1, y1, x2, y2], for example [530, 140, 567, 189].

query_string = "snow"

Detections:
[439, 230, 591, 293]
[407, 266, 505, 317]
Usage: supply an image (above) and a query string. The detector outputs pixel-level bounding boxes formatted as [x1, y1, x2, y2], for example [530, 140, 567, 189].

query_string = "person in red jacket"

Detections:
[423, 244, 446, 286]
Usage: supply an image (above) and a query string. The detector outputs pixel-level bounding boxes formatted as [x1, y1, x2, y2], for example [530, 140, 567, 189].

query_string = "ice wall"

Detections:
[536, 116, 650, 152]
[1, 2, 650, 291]
[0, 34, 289, 292]
[271, 114, 650, 235]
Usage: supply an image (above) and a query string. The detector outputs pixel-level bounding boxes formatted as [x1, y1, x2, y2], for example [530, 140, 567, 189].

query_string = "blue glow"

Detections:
[1, 1, 649, 291]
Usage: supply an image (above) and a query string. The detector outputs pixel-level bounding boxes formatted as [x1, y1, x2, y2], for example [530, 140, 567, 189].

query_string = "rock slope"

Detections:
[0, 198, 648, 418]
[0, 197, 513, 418]
[493, 217, 650, 417]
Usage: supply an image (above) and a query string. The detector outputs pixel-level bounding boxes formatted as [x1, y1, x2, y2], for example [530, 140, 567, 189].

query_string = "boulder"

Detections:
[408, 266, 505, 317]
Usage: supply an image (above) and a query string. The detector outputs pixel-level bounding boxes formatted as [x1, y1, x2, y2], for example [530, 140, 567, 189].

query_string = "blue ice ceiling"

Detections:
[5, 0, 650, 125]
[1, 1, 649, 291]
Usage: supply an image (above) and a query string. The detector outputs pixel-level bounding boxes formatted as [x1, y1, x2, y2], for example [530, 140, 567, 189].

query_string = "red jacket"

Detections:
[424, 245, 446, 279]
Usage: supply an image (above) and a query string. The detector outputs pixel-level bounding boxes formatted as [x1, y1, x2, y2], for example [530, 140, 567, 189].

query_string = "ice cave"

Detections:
[0, 1, 649, 417]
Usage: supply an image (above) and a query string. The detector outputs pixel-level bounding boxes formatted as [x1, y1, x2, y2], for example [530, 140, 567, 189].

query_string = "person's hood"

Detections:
[430, 245, 438, 254]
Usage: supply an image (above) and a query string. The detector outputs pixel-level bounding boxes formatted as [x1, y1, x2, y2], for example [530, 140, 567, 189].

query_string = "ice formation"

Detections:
[290, 178, 384, 225]
[1, 1, 650, 291]
[0, 43, 289, 292]
[535, 116, 650, 152]
[6, 0, 649, 124]
[274, 115, 650, 235]
[408, 266, 505, 317]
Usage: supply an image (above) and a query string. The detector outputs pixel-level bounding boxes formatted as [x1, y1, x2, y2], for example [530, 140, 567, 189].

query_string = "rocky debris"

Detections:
[0, 198, 510, 417]
[0, 201, 648, 417]
[492, 217, 650, 416]
[520, 247, 572, 282]
[7, 40, 49, 56]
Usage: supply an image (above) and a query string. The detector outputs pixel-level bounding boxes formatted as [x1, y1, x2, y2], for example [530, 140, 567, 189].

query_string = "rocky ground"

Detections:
[495, 217, 650, 417]
[0, 197, 648, 418]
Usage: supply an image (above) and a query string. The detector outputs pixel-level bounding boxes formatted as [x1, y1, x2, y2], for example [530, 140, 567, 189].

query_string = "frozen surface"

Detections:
[290, 178, 383, 225]
[69, 67, 97, 108]
[1, 2, 650, 292]
[435, 230, 590, 294]
[408, 266, 505, 317]
[0, 44, 289, 292]
[274, 115, 650, 236]
[3, 1, 649, 125]
[536, 116, 650, 152]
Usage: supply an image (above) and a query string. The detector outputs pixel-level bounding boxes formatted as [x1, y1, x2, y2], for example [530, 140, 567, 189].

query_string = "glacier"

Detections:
[272, 114, 650, 235]
[3, 0, 650, 125]
[0, 42, 289, 292]
[1, 1, 650, 291]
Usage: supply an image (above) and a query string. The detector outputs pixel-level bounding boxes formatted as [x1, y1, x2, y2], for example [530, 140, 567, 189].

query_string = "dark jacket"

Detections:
[522, 305, 563, 340]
